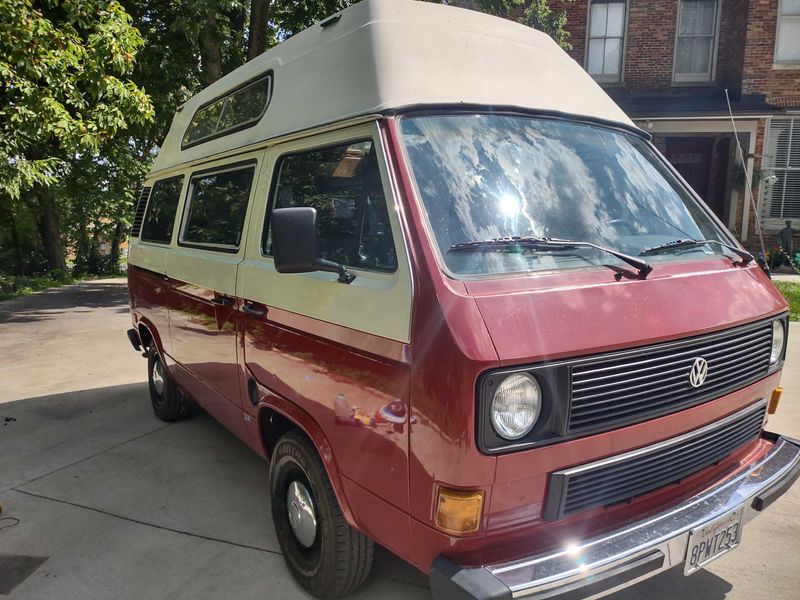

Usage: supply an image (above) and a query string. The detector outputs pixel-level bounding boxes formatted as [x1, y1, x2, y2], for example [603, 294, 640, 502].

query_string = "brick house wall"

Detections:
[552, 0, 748, 92]
[620, 1, 678, 88]
[742, 0, 800, 107]
[716, 0, 748, 93]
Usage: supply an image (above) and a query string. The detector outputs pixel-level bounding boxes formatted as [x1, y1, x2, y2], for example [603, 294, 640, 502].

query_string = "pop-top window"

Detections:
[182, 75, 272, 148]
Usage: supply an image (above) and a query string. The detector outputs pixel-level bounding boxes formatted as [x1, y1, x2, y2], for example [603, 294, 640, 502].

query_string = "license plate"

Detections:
[684, 506, 744, 575]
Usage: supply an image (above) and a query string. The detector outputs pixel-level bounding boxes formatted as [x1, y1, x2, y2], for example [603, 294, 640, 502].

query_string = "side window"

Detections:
[181, 165, 255, 251]
[265, 141, 397, 272]
[141, 176, 184, 244]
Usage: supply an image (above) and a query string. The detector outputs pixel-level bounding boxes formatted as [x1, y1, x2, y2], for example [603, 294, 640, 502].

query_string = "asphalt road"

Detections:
[1, 278, 798, 599]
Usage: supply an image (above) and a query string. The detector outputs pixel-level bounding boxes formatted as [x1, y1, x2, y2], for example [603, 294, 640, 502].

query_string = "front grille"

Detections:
[130, 186, 152, 238]
[543, 402, 766, 520]
[568, 320, 773, 433]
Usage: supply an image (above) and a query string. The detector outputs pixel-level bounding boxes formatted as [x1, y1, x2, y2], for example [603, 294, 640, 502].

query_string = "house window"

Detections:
[586, 1, 627, 82]
[674, 0, 719, 83]
[775, 0, 800, 64]
[763, 118, 800, 222]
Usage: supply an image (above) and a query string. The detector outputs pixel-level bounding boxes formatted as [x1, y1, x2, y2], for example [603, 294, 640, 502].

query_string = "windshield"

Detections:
[399, 114, 729, 277]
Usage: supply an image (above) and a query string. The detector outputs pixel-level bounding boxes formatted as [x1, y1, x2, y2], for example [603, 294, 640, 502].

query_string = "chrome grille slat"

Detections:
[567, 321, 773, 433]
[562, 429, 762, 511]
[563, 424, 763, 502]
[566, 418, 763, 487]
[546, 404, 767, 519]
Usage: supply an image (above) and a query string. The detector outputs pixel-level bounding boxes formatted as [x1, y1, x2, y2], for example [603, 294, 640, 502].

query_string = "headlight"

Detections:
[490, 373, 541, 440]
[771, 320, 786, 364]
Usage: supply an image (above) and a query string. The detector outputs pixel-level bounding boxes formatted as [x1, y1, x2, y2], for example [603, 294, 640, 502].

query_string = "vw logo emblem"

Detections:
[689, 357, 709, 388]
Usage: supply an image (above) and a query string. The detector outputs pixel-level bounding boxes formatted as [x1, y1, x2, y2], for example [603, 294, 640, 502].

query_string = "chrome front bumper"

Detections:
[430, 433, 800, 600]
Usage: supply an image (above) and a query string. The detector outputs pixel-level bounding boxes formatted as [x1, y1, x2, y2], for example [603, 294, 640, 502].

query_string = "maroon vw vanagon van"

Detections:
[126, 1, 800, 598]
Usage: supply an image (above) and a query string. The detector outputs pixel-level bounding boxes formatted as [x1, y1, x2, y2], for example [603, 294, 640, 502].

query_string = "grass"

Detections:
[0, 272, 79, 302]
[0, 269, 128, 302]
[774, 281, 800, 322]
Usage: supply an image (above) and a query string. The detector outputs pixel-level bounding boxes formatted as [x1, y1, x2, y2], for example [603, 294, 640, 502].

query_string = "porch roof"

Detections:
[607, 90, 784, 119]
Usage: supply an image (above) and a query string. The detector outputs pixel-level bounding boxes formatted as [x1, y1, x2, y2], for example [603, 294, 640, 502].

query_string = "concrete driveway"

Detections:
[1, 279, 798, 599]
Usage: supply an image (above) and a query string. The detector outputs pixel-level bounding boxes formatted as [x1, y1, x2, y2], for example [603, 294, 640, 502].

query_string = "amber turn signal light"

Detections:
[768, 387, 783, 415]
[435, 488, 484, 534]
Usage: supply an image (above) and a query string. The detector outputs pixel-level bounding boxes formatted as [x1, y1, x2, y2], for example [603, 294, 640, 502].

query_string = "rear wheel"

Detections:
[269, 430, 373, 598]
[147, 345, 193, 422]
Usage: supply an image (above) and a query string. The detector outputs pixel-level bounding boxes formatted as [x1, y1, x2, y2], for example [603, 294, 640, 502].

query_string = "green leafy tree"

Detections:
[0, 0, 154, 271]
[438, 1, 573, 48]
[519, 0, 572, 49]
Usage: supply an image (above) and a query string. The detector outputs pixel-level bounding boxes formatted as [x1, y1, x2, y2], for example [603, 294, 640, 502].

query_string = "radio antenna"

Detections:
[725, 88, 767, 267]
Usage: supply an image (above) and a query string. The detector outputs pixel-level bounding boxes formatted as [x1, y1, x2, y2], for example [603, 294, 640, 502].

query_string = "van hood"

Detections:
[464, 259, 787, 365]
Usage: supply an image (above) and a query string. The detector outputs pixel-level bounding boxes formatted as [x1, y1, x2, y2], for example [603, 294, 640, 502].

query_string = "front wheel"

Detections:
[269, 430, 374, 598]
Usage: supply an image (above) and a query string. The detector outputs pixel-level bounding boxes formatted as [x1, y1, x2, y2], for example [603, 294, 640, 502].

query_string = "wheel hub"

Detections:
[286, 480, 317, 548]
[152, 359, 165, 396]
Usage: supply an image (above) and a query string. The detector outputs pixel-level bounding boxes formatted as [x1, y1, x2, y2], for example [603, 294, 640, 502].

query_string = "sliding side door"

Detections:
[166, 153, 264, 442]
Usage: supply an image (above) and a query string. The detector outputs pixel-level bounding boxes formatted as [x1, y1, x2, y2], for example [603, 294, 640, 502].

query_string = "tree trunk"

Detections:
[34, 186, 67, 272]
[247, 0, 271, 61]
[199, 20, 224, 85]
[110, 220, 124, 273]
[11, 214, 24, 276]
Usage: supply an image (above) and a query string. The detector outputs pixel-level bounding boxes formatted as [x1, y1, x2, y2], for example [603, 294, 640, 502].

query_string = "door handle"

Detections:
[211, 296, 233, 307]
[242, 302, 266, 317]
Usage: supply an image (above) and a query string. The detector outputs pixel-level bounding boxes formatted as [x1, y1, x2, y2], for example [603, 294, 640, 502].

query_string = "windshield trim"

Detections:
[394, 111, 740, 282]
[388, 103, 653, 142]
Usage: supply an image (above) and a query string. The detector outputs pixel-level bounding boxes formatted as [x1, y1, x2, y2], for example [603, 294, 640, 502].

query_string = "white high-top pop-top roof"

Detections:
[150, 0, 635, 174]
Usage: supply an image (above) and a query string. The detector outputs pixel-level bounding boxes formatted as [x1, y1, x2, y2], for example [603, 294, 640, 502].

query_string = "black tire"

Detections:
[269, 430, 373, 598]
[147, 345, 193, 422]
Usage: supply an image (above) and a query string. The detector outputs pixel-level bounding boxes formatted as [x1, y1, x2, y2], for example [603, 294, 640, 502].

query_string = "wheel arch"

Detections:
[136, 317, 165, 355]
[257, 398, 359, 530]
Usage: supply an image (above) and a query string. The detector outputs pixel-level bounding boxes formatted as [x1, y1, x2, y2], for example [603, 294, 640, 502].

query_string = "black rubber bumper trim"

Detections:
[126, 328, 142, 352]
[751, 433, 800, 512]
[429, 556, 511, 600]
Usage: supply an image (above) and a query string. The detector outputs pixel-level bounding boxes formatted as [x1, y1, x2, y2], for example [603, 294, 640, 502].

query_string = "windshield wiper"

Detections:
[638, 239, 753, 265]
[450, 236, 653, 279]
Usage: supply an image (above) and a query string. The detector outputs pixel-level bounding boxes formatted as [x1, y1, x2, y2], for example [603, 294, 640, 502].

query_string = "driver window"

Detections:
[264, 140, 397, 272]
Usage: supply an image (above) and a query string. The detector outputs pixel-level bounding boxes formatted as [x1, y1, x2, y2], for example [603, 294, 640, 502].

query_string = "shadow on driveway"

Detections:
[0, 382, 430, 598]
[0, 280, 130, 324]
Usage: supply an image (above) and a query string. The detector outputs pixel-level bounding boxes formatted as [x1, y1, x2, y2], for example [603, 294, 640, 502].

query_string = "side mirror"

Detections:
[271, 207, 355, 284]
